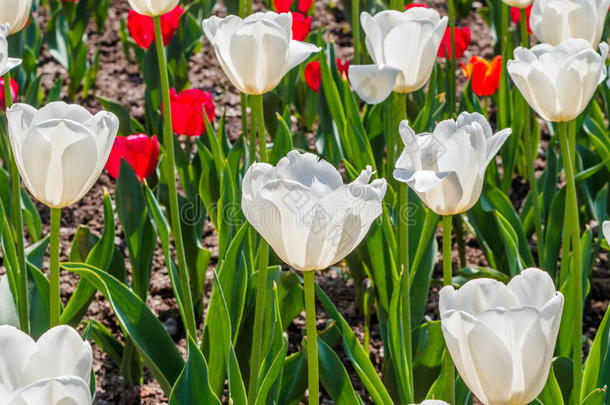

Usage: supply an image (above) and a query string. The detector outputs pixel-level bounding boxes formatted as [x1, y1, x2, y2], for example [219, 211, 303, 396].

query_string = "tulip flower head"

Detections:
[0, 0, 31, 35]
[0, 325, 93, 405]
[440, 268, 564, 405]
[437, 26, 471, 59]
[105, 134, 160, 181]
[0, 24, 21, 77]
[510, 5, 532, 34]
[336, 58, 350, 79]
[349, 8, 448, 104]
[128, 0, 179, 17]
[7, 102, 119, 209]
[393, 112, 511, 216]
[530, 0, 610, 47]
[202, 12, 321, 95]
[0, 275, 18, 327]
[242, 151, 387, 271]
[169, 88, 215, 136]
[291, 11, 312, 41]
[461, 55, 502, 96]
[274, 0, 293, 13]
[127, 6, 184, 49]
[507, 39, 608, 122]
[304, 60, 321, 92]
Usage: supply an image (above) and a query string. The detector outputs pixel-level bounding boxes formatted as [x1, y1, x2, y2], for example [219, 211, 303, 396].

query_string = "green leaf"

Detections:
[319, 338, 363, 404]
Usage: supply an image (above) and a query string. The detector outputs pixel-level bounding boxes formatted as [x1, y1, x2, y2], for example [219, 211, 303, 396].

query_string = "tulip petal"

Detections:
[275, 151, 343, 195]
[36, 326, 92, 383]
[7, 376, 92, 405]
[348, 64, 400, 104]
[603, 220, 610, 243]
[32, 102, 93, 126]
[483, 128, 511, 168]
[0, 325, 40, 390]
[284, 40, 321, 77]
[507, 268, 557, 309]
[360, 12, 383, 64]
[439, 279, 519, 316]
[0, 275, 19, 328]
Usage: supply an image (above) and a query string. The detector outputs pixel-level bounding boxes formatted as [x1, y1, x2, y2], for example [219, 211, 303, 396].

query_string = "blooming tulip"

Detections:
[7, 102, 119, 208]
[440, 268, 564, 405]
[393, 112, 511, 216]
[202, 12, 321, 95]
[298, 0, 313, 13]
[0, 325, 93, 405]
[507, 39, 608, 122]
[128, 0, 179, 17]
[510, 5, 532, 34]
[461, 55, 502, 96]
[530, 0, 610, 47]
[127, 6, 184, 49]
[349, 8, 447, 104]
[0, 275, 18, 327]
[291, 11, 311, 41]
[336, 58, 350, 79]
[437, 27, 471, 59]
[242, 150, 387, 271]
[0, 0, 31, 35]
[304, 60, 321, 92]
[105, 134, 160, 181]
[169, 88, 215, 136]
[0, 24, 21, 77]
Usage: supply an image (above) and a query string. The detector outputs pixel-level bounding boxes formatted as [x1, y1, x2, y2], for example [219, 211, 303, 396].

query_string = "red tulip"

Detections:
[274, 0, 293, 13]
[127, 6, 184, 49]
[298, 0, 314, 13]
[437, 27, 471, 59]
[336, 58, 350, 79]
[510, 5, 532, 34]
[405, 3, 429, 9]
[105, 134, 160, 181]
[169, 88, 216, 137]
[291, 12, 312, 41]
[461, 55, 502, 96]
[304, 61, 321, 92]
[0, 78, 18, 111]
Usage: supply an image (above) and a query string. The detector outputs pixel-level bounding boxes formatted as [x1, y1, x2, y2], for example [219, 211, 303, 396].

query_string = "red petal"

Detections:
[304, 61, 321, 92]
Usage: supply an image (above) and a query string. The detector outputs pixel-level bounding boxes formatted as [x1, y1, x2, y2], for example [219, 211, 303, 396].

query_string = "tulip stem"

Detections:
[304, 270, 319, 405]
[49, 208, 61, 327]
[247, 94, 270, 403]
[153, 16, 198, 339]
[558, 122, 582, 404]
[352, 0, 361, 64]
[447, 0, 457, 118]
[442, 215, 455, 405]
[3, 73, 28, 333]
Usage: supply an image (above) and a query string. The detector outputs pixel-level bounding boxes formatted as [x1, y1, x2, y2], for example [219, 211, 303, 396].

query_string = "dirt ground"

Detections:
[9, 0, 609, 404]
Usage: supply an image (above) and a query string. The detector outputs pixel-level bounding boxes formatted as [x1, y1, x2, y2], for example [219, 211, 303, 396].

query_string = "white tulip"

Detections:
[7, 102, 119, 209]
[502, 0, 533, 8]
[349, 8, 447, 104]
[530, 0, 610, 47]
[202, 12, 321, 95]
[507, 39, 608, 122]
[602, 221, 610, 243]
[0, 24, 21, 76]
[127, 0, 179, 17]
[393, 112, 511, 216]
[242, 151, 387, 271]
[439, 268, 564, 405]
[0, 0, 31, 35]
[0, 325, 93, 405]
[0, 275, 18, 328]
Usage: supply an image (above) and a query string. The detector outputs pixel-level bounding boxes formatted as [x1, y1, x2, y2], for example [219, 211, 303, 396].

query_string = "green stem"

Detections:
[153, 16, 198, 338]
[304, 270, 319, 405]
[558, 122, 582, 404]
[497, 3, 509, 129]
[4, 73, 28, 333]
[352, 0, 361, 64]
[247, 0, 252, 16]
[442, 215, 455, 404]
[49, 208, 61, 327]
[447, 0, 457, 118]
[247, 94, 270, 403]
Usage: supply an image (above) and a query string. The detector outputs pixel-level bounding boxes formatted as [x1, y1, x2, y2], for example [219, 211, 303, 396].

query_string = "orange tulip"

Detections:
[461, 55, 502, 96]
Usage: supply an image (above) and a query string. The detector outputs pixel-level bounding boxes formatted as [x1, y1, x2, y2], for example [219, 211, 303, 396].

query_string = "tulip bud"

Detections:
[242, 151, 387, 271]
[530, 0, 610, 47]
[202, 12, 321, 95]
[439, 268, 564, 405]
[0, 24, 21, 77]
[128, 0, 179, 17]
[7, 102, 119, 209]
[349, 8, 447, 104]
[0, 0, 31, 35]
[0, 325, 93, 404]
[507, 39, 608, 122]
[105, 134, 160, 181]
[393, 112, 511, 216]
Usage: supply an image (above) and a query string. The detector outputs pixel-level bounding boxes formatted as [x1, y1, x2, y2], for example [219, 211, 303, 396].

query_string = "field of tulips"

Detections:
[2, 0, 610, 404]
